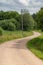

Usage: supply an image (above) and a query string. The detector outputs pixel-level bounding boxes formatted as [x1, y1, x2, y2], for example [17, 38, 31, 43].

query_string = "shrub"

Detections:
[6, 22, 16, 31]
[0, 27, 3, 36]
[0, 20, 16, 31]
[9, 18, 21, 30]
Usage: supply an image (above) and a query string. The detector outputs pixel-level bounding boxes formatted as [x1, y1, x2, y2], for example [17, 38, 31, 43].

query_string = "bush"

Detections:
[0, 27, 3, 36]
[6, 22, 16, 31]
[10, 18, 21, 30]
[0, 20, 16, 31]
[0, 19, 21, 30]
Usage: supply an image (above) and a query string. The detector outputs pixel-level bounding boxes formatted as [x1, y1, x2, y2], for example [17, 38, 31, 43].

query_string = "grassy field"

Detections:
[0, 30, 33, 44]
[27, 31, 43, 60]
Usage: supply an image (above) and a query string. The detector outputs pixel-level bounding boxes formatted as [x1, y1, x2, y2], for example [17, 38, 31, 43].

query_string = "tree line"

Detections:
[0, 10, 34, 31]
[0, 8, 43, 32]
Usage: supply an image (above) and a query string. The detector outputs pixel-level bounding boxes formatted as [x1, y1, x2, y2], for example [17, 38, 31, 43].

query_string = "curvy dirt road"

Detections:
[0, 32, 43, 65]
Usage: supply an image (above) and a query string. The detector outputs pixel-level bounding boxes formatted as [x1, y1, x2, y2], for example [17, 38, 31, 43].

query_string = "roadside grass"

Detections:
[27, 32, 43, 60]
[0, 30, 33, 44]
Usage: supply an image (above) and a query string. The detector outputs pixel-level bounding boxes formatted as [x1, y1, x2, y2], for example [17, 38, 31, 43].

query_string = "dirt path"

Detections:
[0, 32, 43, 65]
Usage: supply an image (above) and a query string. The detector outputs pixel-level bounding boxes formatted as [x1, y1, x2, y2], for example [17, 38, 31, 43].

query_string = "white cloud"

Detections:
[19, 0, 30, 6]
[0, 0, 15, 5]
[0, 0, 43, 14]
[19, 0, 42, 7]
[29, 7, 40, 14]
[32, 0, 41, 6]
[0, 6, 9, 11]
[0, 0, 6, 3]
[8, 0, 15, 5]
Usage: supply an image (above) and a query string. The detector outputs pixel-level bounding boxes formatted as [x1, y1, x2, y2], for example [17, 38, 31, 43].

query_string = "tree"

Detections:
[0, 11, 20, 20]
[0, 11, 4, 20]
[32, 13, 36, 21]
[36, 8, 43, 31]
[22, 9, 34, 31]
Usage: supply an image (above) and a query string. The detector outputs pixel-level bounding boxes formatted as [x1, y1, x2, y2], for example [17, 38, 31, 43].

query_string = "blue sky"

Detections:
[0, 0, 43, 14]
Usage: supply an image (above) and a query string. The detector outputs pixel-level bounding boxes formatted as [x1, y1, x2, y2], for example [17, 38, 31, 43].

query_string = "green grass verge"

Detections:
[27, 32, 43, 60]
[0, 30, 33, 44]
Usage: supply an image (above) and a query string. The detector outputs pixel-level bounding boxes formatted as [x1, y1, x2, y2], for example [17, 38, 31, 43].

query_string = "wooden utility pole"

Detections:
[21, 9, 24, 36]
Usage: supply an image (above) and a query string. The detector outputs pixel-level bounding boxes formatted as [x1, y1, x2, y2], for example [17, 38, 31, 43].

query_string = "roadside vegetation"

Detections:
[27, 8, 43, 60]
[27, 32, 43, 60]
[0, 31, 33, 44]
[0, 9, 35, 43]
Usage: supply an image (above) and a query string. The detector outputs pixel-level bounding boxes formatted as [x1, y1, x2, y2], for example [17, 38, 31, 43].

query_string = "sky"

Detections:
[0, 0, 43, 14]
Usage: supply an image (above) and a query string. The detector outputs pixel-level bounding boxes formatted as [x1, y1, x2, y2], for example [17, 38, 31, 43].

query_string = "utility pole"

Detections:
[21, 9, 24, 36]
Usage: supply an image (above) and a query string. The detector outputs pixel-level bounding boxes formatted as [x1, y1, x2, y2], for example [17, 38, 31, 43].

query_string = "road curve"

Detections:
[0, 32, 43, 65]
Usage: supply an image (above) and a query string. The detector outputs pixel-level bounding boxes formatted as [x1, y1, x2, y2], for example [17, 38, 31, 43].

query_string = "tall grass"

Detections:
[27, 32, 43, 60]
[0, 30, 33, 44]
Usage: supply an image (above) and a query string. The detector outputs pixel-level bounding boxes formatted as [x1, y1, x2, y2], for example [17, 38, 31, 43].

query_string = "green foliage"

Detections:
[0, 11, 4, 20]
[10, 18, 21, 30]
[0, 31, 33, 43]
[35, 8, 43, 30]
[0, 11, 20, 20]
[23, 13, 34, 31]
[27, 32, 43, 59]
[0, 27, 3, 36]
[0, 19, 16, 31]
[32, 13, 37, 21]
[0, 10, 35, 31]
